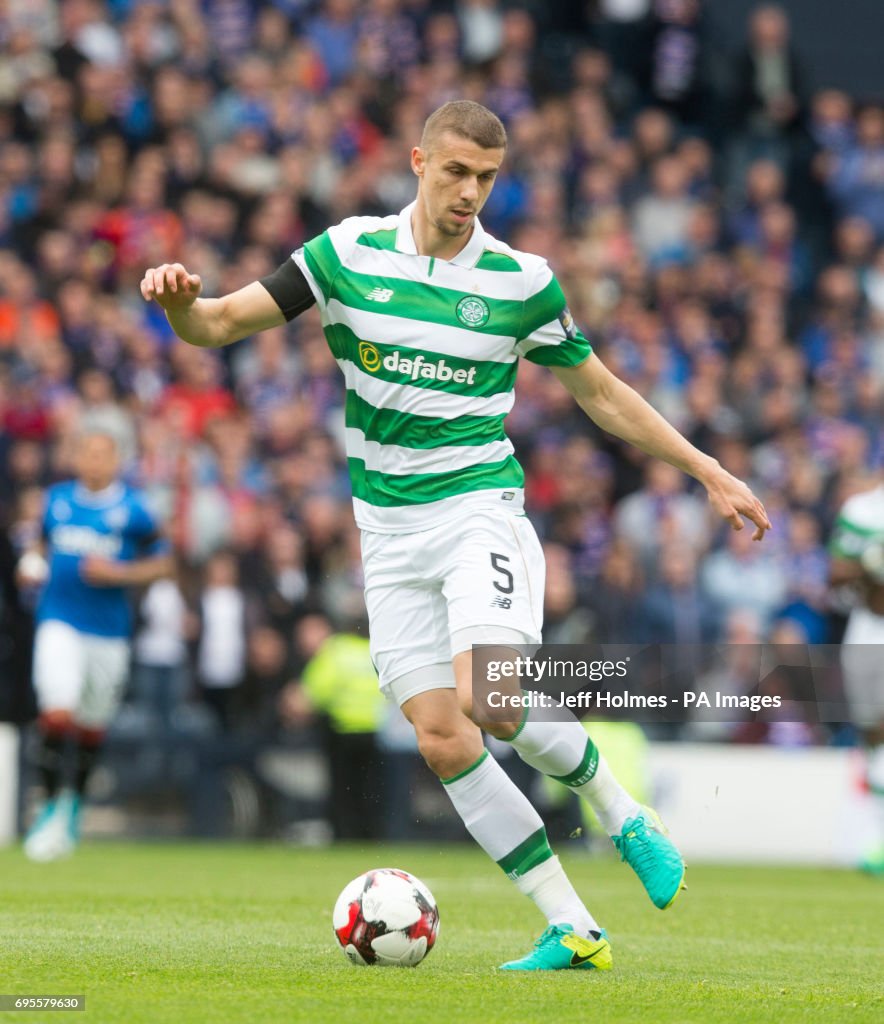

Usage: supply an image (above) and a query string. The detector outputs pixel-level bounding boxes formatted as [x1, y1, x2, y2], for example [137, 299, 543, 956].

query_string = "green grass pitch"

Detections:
[1, 842, 881, 1023]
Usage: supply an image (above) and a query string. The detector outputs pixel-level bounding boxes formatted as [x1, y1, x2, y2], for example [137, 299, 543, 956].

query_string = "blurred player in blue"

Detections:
[18, 431, 173, 861]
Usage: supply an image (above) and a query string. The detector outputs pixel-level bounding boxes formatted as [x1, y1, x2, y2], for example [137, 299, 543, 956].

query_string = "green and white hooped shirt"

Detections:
[830, 484, 884, 560]
[293, 202, 592, 533]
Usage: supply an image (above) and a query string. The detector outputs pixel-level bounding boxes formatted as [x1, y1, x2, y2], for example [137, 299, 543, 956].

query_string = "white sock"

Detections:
[506, 713, 641, 835]
[442, 750, 596, 931]
[573, 754, 642, 835]
[514, 855, 599, 937]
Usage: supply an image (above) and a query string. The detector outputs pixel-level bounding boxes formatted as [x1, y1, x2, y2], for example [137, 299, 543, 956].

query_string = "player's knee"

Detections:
[74, 725, 105, 748]
[414, 722, 479, 779]
[457, 689, 519, 737]
[414, 727, 461, 775]
[39, 710, 75, 736]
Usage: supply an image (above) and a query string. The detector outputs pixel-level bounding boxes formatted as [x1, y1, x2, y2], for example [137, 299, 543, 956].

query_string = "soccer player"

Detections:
[19, 431, 173, 862]
[829, 475, 884, 875]
[141, 101, 770, 969]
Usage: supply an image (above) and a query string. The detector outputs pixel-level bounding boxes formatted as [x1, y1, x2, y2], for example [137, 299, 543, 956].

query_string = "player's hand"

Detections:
[140, 263, 202, 310]
[703, 466, 771, 541]
[80, 556, 128, 586]
[15, 550, 49, 589]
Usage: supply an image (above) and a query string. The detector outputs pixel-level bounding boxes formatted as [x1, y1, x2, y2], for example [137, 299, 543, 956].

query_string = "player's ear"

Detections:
[411, 146, 425, 177]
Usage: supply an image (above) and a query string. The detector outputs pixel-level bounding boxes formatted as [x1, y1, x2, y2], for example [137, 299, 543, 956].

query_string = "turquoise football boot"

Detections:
[612, 807, 686, 909]
[24, 791, 80, 862]
[24, 797, 74, 862]
[499, 924, 612, 971]
[23, 798, 59, 860]
[62, 791, 82, 845]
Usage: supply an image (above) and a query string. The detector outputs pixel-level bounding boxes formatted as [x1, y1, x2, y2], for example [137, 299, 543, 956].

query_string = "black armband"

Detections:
[259, 258, 317, 322]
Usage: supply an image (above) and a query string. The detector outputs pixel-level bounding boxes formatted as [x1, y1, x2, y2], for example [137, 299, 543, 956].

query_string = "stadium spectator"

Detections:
[594, 0, 653, 89]
[245, 523, 310, 639]
[77, 368, 138, 465]
[237, 624, 292, 738]
[632, 154, 698, 263]
[160, 346, 236, 440]
[196, 549, 247, 731]
[645, 0, 706, 126]
[824, 103, 884, 238]
[281, 624, 386, 840]
[585, 542, 645, 645]
[458, 0, 505, 66]
[542, 543, 595, 646]
[306, 0, 361, 87]
[731, 4, 804, 155]
[613, 460, 710, 574]
[701, 525, 788, 632]
[132, 575, 191, 731]
[636, 544, 718, 645]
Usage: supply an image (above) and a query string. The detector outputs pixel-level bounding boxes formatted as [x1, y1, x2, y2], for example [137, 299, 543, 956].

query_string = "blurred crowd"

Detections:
[1, 0, 882, 761]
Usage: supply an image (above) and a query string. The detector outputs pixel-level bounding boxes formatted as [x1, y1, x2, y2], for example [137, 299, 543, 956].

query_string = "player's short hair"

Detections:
[420, 101, 507, 155]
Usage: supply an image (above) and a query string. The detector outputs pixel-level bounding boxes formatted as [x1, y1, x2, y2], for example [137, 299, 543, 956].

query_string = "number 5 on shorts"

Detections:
[490, 552, 514, 594]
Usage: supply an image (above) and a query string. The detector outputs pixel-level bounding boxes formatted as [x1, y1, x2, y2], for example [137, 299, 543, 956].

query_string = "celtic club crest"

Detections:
[456, 295, 490, 329]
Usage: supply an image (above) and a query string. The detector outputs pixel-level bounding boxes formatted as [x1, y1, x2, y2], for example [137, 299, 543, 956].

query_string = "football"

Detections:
[332, 868, 440, 967]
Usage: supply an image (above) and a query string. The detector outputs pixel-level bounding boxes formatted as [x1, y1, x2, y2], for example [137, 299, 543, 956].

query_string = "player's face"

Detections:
[76, 435, 120, 491]
[412, 133, 504, 240]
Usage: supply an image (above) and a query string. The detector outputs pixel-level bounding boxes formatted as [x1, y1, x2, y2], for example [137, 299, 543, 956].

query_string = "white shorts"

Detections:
[362, 510, 544, 706]
[33, 620, 131, 729]
[841, 608, 884, 728]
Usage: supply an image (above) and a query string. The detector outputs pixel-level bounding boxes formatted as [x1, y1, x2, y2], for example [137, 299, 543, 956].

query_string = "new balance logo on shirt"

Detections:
[365, 287, 394, 302]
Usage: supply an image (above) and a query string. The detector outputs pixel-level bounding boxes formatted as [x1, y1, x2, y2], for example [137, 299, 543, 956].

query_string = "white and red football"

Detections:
[333, 868, 440, 967]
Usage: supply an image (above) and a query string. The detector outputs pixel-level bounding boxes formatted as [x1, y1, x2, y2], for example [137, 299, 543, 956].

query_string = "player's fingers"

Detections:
[727, 508, 744, 531]
[746, 499, 771, 532]
[742, 496, 771, 539]
[140, 274, 153, 299]
[172, 263, 191, 294]
[185, 273, 201, 293]
[152, 266, 167, 296]
[165, 264, 183, 294]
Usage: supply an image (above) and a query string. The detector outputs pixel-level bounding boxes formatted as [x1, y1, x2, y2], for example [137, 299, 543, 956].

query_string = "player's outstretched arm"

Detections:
[140, 263, 285, 348]
[81, 552, 175, 587]
[553, 353, 772, 541]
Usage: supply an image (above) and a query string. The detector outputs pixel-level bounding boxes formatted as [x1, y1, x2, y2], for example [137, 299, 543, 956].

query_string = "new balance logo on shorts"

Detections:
[490, 596, 512, 609]
[364, 287, 394, 302]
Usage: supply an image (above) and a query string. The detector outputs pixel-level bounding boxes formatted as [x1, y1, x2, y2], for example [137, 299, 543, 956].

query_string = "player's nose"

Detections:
[460, 177, 479, 204]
